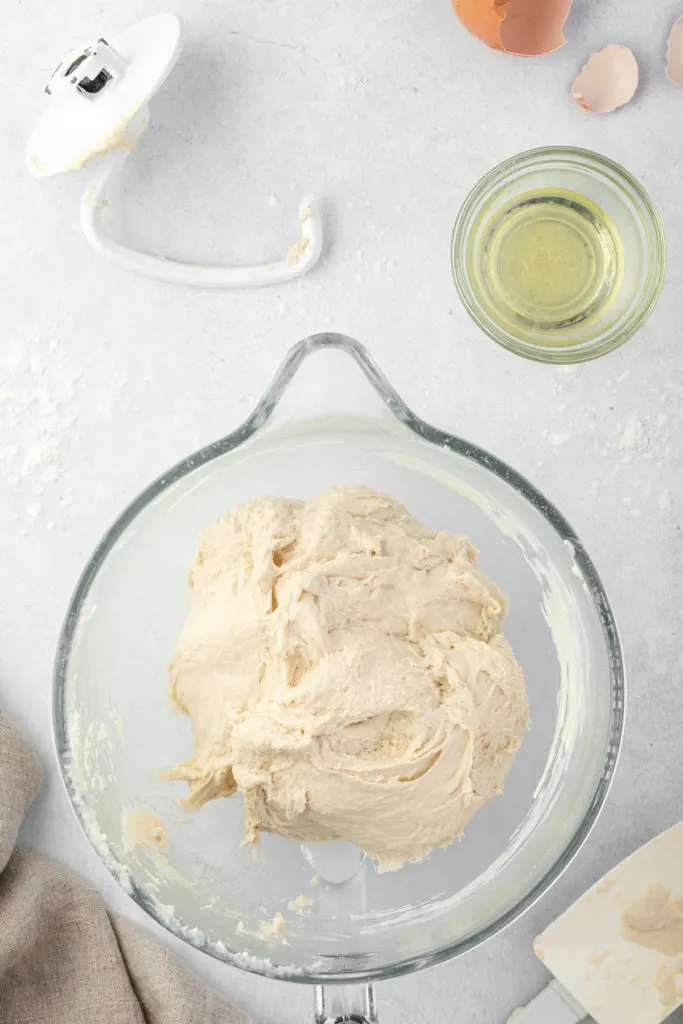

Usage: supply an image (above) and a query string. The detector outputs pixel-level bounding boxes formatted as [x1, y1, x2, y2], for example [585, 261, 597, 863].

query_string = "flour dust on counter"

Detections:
[0, 333, 81, 531]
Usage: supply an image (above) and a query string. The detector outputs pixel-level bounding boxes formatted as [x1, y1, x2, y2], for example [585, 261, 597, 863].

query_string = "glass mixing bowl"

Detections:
[451, 147, 665, 364]
[53, 335, 624, 1021]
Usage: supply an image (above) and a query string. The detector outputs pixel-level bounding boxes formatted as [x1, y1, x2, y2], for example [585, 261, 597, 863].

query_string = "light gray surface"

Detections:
[1, 0, 682, 1021]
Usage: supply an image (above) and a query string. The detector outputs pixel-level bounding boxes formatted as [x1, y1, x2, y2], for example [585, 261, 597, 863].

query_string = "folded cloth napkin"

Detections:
[0, 712, 249, 1024]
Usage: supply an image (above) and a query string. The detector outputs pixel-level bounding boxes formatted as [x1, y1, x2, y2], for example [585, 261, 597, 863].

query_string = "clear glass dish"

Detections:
[451, 147, 665, 364]
[53, 335, 624, 1020]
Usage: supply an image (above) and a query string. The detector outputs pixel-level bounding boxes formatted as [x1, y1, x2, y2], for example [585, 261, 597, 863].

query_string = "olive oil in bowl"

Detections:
[452, 148, 665, 363]
[481, 188, 622, 331]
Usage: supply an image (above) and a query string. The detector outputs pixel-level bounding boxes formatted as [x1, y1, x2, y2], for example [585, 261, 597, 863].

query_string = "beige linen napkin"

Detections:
[0, 712, 249, 1024]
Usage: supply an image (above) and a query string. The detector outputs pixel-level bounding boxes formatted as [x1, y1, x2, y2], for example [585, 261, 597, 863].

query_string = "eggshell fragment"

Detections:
[498, 0, 573, 57]
[572, 45, 639, 114]
[452, 0, 573, 57]
[452, 0, 505, 50]
[666, 15, 683, 84]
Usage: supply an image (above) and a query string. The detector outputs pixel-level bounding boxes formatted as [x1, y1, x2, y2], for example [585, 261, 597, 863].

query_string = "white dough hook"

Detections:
[26, 14, 323, 289]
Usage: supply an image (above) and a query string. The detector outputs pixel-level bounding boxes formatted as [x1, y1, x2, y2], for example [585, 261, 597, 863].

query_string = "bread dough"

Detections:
[167, 485, 528, 868]
[122, 807, 168, 857]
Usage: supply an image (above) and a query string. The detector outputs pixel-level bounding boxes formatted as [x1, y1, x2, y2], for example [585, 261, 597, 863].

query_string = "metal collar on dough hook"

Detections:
[26, 14, 323, 289]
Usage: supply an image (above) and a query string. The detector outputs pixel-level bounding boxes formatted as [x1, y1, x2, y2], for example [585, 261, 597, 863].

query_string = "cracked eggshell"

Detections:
[452, 0, 573, 56]
[572, 44, 639, 114]
[498, 0, 573, 56]
[666, 15, 683, 84]
[452, 0, 504, 50]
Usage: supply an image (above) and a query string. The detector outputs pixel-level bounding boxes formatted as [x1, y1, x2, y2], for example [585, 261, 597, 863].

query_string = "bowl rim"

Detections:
[52, 332, 626, 984]
[451, 145, 666, 365]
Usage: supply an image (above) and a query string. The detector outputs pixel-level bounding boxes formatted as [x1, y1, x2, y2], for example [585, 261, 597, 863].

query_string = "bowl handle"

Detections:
[315, 983, 378, 1024]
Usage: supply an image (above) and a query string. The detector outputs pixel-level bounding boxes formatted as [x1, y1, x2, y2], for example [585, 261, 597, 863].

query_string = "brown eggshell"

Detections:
[498, 0, 573, 57]
[452, 0, 573, 57]
[666, 15, 683, 84]
[452, 0, 505, 50]
[572, 45, 639, 114]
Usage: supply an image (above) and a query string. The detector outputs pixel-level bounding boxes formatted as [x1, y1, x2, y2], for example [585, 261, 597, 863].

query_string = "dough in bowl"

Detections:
[167, 485, 528, 868]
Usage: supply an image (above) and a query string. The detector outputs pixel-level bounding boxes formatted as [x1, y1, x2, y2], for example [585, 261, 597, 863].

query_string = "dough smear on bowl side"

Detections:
[166, 485, 529, 870]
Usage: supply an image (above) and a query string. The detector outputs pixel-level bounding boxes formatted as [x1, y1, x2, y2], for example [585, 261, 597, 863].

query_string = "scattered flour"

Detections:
[0, 335, 81, 525]
[658, 489, 673, 513]
[618, 413, 645, 451]
[548, 431, 572, 447]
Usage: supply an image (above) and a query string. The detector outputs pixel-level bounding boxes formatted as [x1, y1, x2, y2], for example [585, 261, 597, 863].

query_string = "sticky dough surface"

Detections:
[168, 486, 528, 868]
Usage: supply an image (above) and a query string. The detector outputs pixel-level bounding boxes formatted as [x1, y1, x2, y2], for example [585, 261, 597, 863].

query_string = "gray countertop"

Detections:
[2, 0, 682, 1020]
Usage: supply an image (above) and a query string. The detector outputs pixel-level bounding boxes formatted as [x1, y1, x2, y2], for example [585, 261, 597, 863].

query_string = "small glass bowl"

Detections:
[451, 147, 666, 364]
